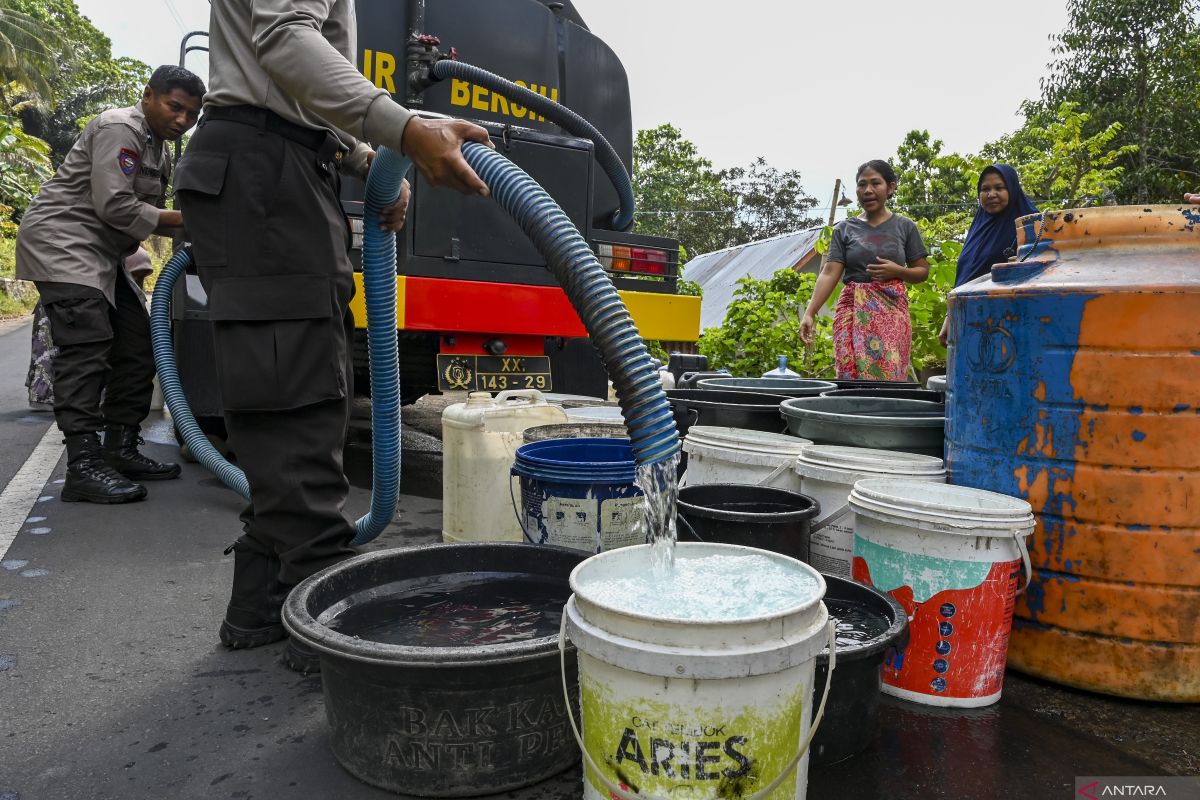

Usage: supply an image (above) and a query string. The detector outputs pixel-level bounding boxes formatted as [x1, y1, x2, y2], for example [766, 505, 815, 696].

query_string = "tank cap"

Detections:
[466, 392, 493, 407]
[797, 444, 945, 476]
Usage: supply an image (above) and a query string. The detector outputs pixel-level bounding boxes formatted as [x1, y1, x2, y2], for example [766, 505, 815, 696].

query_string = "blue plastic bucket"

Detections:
[511, 438, 643, 553]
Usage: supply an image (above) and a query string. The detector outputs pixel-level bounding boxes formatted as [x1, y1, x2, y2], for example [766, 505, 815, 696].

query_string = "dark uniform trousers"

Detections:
[175, 109, 357, 586]
[35, 277, 156, 435]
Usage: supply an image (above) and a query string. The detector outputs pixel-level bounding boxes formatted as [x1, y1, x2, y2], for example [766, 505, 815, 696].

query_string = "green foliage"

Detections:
[906, 229, 959, 373]
[0, 112, 51, 214]
[0, 0, 62, 101]
[990, 102, 1137, 209]
[633, 124, 819, 262]
[698, 269, 835, 379]
[892, 130, 979, 221]
[1037, 0, 1200, 203]
[8, 0, 150, 165]
[633, 124, 735, 261]
[718, 156, 821, 243]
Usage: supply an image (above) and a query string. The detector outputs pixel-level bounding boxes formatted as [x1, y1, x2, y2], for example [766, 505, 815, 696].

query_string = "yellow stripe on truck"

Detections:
[349, 273, 406, 329]
[349, 273, 701, 343]
[618, 290, 701, 342]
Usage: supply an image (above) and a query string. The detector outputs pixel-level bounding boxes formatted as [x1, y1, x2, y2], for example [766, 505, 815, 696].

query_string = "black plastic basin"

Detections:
[696, 376, 838, 398]
[283, 543, 586, 797]
[780, 396, 945, 456]
[666, 389, 790, 437]
[676, 483, 820, 562]
[811, 574, 909, 765]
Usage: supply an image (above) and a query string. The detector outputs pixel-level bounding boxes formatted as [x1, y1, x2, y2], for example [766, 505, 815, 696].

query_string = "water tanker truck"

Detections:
[172, 0, 701, 436]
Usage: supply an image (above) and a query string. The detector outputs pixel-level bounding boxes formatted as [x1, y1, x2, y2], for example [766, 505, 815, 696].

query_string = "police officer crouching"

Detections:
[15, 66, 206, 503]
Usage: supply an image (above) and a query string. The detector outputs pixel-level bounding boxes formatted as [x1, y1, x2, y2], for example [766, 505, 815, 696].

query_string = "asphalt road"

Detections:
[0, 317, 1195, 800]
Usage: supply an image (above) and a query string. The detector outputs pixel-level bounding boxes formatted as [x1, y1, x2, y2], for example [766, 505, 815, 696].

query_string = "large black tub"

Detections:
[667, 388, 789, 437]
[283, 543, 586, 797]
[676, 483, 820, 562]
[810, 574, 909, 765]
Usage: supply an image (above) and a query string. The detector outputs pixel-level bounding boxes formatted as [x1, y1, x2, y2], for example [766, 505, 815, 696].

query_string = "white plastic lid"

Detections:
[795, 444, 945, 483]
[849, 477, 1033, 534]
[683, 426, 811, 457]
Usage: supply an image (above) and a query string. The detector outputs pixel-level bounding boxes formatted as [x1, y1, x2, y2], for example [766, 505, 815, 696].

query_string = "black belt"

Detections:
[203, 105, 344, 172]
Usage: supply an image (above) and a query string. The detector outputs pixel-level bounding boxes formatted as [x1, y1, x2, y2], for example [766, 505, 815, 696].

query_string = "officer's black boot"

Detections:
[62, 433, 148, 504]
[282, 638, 321, 675]
[219, 541, 288, 649]
[103, 423, 182, 481]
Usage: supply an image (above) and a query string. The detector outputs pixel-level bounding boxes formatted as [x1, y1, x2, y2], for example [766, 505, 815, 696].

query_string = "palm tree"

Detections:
[0, 0, 61, 108]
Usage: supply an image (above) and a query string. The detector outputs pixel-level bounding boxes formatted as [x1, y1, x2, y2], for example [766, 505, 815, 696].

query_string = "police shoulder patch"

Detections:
[118, 148, 139, 176]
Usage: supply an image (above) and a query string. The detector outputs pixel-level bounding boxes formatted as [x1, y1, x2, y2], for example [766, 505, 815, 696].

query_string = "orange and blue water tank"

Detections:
[945, 205, 1200, 702]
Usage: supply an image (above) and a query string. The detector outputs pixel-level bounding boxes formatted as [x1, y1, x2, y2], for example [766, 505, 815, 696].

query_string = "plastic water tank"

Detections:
[945, 205, 1200, 701]
[442, 390, 567, 543]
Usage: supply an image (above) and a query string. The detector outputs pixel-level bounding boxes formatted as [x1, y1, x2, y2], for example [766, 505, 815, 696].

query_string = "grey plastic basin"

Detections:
[780, 396, 945, 456]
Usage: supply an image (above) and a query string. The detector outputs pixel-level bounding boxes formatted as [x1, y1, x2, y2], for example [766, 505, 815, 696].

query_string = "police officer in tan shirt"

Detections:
[176, 0, 492, 672]
[16, 66, 206, 504]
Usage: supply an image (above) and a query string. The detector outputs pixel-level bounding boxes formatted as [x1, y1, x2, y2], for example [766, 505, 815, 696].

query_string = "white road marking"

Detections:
[0, 425, 64, 561]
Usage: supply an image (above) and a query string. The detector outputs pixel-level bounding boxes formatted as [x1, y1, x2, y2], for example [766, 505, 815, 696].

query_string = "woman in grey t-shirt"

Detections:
[800, 160, 929, 380]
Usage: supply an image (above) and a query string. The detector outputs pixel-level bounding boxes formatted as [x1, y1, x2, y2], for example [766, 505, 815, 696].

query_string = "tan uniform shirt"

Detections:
[204, 0, 414, 174]
[15, 102, 168, 306]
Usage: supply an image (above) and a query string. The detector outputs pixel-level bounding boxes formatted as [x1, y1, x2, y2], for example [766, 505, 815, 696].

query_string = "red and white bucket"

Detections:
[848, 479, 1033, 708]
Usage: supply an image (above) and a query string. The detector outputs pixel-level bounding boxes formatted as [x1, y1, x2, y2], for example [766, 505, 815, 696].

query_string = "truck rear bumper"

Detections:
[348, 274, 701, 342]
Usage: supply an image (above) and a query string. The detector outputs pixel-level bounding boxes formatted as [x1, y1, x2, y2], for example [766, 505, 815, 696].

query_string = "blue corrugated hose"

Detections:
[150, 144, 676, 546]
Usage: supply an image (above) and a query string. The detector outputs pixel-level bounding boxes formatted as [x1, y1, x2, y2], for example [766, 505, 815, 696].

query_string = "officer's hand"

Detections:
[402, 117, 493, 196]
[378, 179, 411, 232]
[1186, 192, 1200, 205]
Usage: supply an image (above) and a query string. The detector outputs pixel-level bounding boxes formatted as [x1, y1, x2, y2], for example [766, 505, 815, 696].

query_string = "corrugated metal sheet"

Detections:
[684, 227, 823, 330]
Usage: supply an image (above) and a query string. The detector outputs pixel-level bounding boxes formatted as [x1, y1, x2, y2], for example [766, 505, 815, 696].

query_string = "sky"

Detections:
[76, 0, 1070, 220]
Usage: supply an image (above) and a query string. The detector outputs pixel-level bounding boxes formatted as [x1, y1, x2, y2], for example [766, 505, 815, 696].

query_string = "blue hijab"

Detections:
[954, 164, 1039, 287]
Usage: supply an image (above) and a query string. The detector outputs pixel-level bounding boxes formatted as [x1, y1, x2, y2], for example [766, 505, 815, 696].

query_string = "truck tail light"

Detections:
[597, 244, 670, 275]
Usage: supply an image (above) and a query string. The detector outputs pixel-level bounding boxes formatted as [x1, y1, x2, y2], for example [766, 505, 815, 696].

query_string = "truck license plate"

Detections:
[437, 354, 553, 393]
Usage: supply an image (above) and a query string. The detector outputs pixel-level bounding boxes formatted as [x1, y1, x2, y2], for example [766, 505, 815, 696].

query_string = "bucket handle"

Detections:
[675, 513, 705, 543]
[558, 611, 837, 800]
[509, 475, 542, 544]
[809, 503, 852, 534]
[1014, 531, 1033, 596]
[755, 459, 794, 487]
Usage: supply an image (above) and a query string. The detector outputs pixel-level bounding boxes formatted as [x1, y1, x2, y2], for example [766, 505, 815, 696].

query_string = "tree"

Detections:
[892, 130, 977, 221]
[0, 0, 61, 103]
[0, 112, 51, 214]
[8, 0, 149, 165]
[719, 157, 820, 243]
[1037, 0, 1200, 202]
[633, 124, 736, 262]
[988, 101, 1136, 208]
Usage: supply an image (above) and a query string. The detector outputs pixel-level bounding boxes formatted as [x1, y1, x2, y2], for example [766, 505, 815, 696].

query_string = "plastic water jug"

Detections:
[442, 390, 567, 543]
[762, 354, 801, 378]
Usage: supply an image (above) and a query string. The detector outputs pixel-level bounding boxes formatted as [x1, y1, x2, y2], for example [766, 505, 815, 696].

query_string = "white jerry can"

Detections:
[441, 390, 568, 543]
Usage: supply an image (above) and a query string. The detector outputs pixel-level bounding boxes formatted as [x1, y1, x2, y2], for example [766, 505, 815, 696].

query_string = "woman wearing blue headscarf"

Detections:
[938, 164, 1039, 346]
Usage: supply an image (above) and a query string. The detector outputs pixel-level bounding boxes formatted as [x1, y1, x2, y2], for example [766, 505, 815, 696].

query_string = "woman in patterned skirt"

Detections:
[800, 160, 929, 380]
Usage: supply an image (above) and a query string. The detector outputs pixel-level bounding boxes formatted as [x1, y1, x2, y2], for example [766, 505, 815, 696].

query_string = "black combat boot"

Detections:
[103, 423, 182, 481]
[219, 541, 289, 649]
[62, 433, 148, 504]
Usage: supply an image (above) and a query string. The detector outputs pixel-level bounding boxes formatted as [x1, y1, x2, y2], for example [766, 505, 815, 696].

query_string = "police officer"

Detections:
[16, 65, 206, 504]
[176, 0, 491, 672]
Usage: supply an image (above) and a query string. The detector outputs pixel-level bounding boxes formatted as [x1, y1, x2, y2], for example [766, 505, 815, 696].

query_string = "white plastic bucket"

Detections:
[564, 543, 833, 800]
[793, 446, 945, 577]
[849, 478, 1034, 708]
[680, 426, 812, 492]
